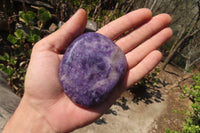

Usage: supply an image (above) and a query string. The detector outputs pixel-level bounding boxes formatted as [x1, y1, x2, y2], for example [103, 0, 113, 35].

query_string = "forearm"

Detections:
[2, 96, 55, 133]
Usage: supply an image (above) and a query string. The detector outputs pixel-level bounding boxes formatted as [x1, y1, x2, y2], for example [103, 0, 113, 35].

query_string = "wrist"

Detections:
[2, 95, 55, 133]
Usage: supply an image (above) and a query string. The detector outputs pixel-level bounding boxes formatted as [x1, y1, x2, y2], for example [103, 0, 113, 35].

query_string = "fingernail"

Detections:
[73, 8, 83, 16]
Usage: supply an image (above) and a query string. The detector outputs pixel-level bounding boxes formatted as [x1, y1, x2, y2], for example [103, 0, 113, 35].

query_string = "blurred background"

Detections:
[0, 0, 199, 133]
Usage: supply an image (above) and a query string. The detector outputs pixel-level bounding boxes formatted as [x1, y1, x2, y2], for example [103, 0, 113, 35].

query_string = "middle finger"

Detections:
[116, 13, 172, 53]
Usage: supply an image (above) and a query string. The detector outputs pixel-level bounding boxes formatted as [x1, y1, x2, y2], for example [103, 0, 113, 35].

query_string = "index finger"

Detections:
[97, 8, 152, 40]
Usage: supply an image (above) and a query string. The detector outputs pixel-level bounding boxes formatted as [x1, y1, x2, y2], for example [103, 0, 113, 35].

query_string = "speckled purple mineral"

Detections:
[59, 32, 127, 107]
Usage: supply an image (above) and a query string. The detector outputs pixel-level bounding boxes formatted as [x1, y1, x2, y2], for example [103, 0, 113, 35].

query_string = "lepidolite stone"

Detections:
[59, 32, 127, 107]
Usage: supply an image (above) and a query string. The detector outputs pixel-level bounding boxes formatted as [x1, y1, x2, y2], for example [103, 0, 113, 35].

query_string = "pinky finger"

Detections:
[125, 50, 162, 88]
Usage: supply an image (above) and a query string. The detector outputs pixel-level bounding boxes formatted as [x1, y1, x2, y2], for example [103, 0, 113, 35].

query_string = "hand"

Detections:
[3, 8, 172, 133]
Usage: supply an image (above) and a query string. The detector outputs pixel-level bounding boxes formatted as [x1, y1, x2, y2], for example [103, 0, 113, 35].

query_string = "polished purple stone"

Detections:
[59, 32, 127, 107]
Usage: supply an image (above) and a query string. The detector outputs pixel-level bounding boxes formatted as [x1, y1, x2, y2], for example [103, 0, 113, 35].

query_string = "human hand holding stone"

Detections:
[3, 8, 172, 133]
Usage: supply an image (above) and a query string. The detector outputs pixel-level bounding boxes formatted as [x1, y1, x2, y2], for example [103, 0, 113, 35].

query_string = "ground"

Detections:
[0, 62, 194, 132]
[72, 63, 193, 133]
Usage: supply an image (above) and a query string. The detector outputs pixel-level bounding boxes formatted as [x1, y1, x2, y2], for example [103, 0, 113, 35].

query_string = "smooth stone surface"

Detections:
[59, 32, 127, 107]
[85, 20, 97, 32]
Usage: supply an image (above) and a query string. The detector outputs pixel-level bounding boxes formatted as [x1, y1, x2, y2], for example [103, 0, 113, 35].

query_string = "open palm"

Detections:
[23, 9, 172, 132]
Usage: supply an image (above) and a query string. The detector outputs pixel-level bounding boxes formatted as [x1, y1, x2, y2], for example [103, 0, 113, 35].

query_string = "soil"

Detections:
[0, 2, 198, 133]
[72, 63, 194, 133]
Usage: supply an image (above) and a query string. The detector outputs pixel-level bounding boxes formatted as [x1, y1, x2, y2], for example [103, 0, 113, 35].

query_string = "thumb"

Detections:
[38, 9, 87, 53]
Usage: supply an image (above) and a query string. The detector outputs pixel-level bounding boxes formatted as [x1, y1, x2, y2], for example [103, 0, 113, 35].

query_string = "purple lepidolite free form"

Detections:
[59, 32, 127, 107]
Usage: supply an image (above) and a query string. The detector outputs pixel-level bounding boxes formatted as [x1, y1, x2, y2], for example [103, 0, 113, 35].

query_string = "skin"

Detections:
[2, 8, 172, 133]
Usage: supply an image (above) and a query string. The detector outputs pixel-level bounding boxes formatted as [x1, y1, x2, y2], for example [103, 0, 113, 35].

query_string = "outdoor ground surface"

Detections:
[72, 63, 193, 133]
[0, 63, 193, 133]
